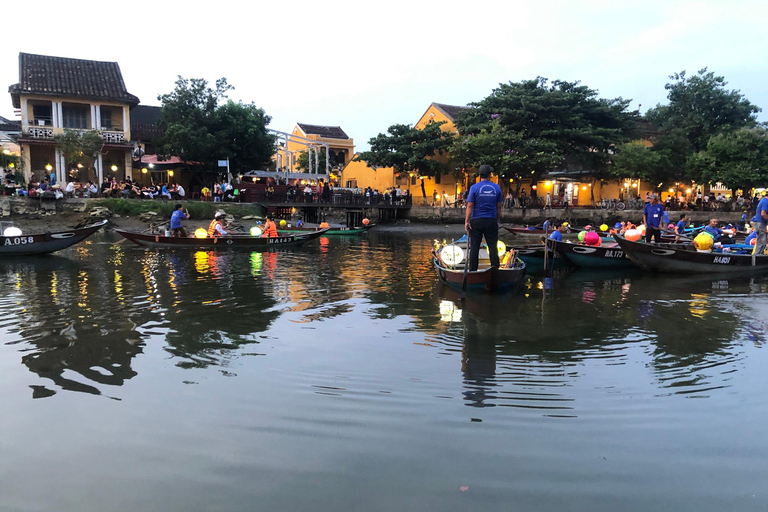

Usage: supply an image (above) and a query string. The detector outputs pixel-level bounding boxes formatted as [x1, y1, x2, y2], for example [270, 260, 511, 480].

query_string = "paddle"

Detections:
[461, 229, 470, 300]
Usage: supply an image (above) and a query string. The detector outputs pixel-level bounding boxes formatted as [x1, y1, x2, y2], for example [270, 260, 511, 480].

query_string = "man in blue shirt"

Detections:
[549, 224, 567, 241]
[170, 203, 189, 237]
[542, 217, 552, 232]
[464, 165, 503, 271]
[703, 218, 725, 242]
[752, 193, 768, 256]
[642, 193, 664, 243]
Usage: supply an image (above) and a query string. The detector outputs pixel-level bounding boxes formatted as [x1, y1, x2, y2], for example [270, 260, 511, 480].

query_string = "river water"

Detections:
[1, 230, 767, 512]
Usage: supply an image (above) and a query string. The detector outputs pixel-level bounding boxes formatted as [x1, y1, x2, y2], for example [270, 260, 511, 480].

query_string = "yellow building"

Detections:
[9, 53, 139, 184]
[275, 123, 354, 175]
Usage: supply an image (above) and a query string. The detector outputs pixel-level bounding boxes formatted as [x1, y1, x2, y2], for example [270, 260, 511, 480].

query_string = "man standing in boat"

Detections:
[643, 193, 664, 243]
[464, 165, 503, 271]
[170, 203, 190, 237]
[752, 192, 768, 257]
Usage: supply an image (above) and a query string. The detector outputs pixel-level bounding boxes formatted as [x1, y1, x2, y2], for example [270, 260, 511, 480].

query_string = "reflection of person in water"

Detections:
[461, 313, 497, 407]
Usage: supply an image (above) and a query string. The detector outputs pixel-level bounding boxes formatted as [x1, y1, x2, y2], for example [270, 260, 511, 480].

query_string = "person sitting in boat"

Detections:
[261, 215, 278, 238]
[548, 224, 567, 242]
[745, 225, 757, 246]
[170, 203, 190, 237]
[703, 218, 734, 244]
[542, 217, 552, 232]
[207, 210, 229, 237]
[675, 214, 688, 236]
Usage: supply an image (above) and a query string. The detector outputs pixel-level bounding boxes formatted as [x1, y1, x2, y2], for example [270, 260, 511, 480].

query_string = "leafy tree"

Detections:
[688, 128, 768, 191]
[611, 142, 667, 186]
[646, 68, 761, 153]
[157, 77, 275, 176]
[55, 129, 104, 181]
[296, 147, 331, 173]
[355, 121, 455, 198]
[452, 78, 639, 201]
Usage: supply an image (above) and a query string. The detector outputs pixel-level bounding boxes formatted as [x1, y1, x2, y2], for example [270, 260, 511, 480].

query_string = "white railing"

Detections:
[27, 127, 54, 139]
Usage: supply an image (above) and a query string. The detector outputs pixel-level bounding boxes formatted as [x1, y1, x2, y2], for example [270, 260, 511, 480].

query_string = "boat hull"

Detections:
[0, 220, 107, 256]
[115, 228, 328, 249]
[551, 239, 636, 269]
[613, 234, 768, 274]
[514, 244, 568, 272]
[278, 226, 370, 236]
[433, 258, 527, 292]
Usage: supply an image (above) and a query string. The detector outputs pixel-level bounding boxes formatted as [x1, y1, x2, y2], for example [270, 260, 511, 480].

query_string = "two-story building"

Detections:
[8, 53, 139, 184]
[276, 123, 354, 176]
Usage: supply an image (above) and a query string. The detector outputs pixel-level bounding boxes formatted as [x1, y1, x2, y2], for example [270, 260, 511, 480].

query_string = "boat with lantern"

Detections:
[115, 226, 329, 249]
[277, 223, 372, 236]
[0, 219, 107, 256]
[548, 238, 636, 269]
[432, 237, 527, 292]
[612, 234, 768, 273]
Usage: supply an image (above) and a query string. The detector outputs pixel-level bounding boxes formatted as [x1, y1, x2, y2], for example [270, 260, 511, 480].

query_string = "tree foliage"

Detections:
[688, 128, 768, 191]
[355, 121, 455, 178]
[452, 78, 640, 187]
[296, 148, 330, 173]
[611, 142, 668, 186]
[157, 77, 275, 174]
[55, 129, 104, 173]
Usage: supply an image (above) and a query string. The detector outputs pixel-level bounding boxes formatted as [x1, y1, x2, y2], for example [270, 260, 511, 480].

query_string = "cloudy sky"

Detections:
[2, 0, 766, 151]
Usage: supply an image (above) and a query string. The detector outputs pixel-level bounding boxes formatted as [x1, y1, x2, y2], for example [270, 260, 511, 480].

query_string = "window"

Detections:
[62, 105, 89, 129]
[100, 107, 113, 130]
[435, 173, 441, 184]
[346, 180, 357, 188]
[32, 104, 52, 126]
[411, 176, 417, 185]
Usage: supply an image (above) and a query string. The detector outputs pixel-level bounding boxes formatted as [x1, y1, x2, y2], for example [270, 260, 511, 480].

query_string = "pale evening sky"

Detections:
[2, 0, 766, 152]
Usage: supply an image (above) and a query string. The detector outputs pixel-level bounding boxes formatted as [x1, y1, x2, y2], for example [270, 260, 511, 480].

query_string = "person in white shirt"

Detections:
[177, 184, 185, 198]
[65, 181, 75, 197]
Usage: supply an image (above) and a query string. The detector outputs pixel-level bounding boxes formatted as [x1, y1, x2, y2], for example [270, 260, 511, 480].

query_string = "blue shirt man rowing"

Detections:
[548, 224, 567, 241]
[170, 203, 189, 237]
[464, 164, 503, 271]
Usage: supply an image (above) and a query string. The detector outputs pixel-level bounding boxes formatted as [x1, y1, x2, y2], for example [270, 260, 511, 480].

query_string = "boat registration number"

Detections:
[268, 237, 293, 244]
[3, 237, 35, 246]
[713, 256, 731, 264]
[604, 250, 624, 258]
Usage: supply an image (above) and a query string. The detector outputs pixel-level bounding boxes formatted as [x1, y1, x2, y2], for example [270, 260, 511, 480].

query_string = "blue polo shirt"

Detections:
[467, 180, 503, 219]
[549, 230, 563, 241]
[675, 220, 687, 234]
[542, 220, 551, 231]
[643, 202, 664, 229]
[752, 197, 768, 224]
[704, 225, 723, 241]
[170, 209, 186, 229]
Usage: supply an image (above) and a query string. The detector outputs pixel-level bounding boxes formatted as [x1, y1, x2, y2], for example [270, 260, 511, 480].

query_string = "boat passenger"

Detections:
[703, 218, 733, 244]
[261, 215, 278, 238]
[675, 214, 688, 236]
[170, 203, 190, 237]
[542, 217, 552, 232]
[745, 226, 757, 246]
[548, 224, 567, 242]
[464, 164, 503, 271]
[207, 210, 228, 237]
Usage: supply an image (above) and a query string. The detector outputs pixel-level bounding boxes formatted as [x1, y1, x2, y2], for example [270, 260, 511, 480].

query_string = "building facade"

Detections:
[8, 53, 139, 184]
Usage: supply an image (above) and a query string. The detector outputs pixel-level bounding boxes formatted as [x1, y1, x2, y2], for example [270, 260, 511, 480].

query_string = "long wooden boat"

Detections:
[513, 243, 568, 273]
[115, 227, 329, 250]
[613, 234, 768, 273]
[432, 242, 527, 292]
[0, 219, 107, 256]
[278, 225, 371, 236]
[549, 238, 636, 269]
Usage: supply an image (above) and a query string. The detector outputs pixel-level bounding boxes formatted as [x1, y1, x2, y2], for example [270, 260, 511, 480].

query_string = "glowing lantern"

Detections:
[693, 232, 714, 252]
[562, 222, 569, 227]
[362, 218, 370, 226]
[279, 219, 287, 227]
[440, 245, 465, 266]
[250, 226, 263, 237]
[578, 230, 586, 242]
[625, 229, 642, 242]
[3, 227, 22, 237]
[320, 222, 330, 228]
[751, 238, 757, 246]
[637, 224, 646, 235]
[599, 224, 608, 232]
[194, 228, 207, 238]
[584, 231, 601, 246]
[496, 240, 506, 257]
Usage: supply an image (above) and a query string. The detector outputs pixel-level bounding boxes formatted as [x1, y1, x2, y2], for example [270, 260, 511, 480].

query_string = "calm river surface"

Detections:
[2, 230, 768, 512]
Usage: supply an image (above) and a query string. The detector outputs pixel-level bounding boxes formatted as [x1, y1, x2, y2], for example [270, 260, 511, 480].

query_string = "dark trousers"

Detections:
[646, 227, 661, 243]
[469, 217, 500, 271]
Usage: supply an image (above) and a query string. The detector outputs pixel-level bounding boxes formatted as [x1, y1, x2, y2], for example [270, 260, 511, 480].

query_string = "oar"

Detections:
[661, 227, 694, 242]
[461, 229, 471, 301]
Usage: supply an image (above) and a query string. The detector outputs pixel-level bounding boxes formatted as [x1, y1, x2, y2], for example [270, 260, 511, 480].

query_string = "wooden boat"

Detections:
[0, 219, 107, 256]
[549, 238, 636, 269]
[278, 225, 371, 236]
[115, 227, 329, 250]
[513, 243, 568, 273]
[613, 234, 768, 274]
[432, 241, 527, 292]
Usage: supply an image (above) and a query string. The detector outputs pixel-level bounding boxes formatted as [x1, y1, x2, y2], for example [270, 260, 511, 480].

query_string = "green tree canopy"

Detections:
[611, 141, 667, 186]
[296, 147, 331, 173]
[157, 77, 275, 175]
[452, 78, 640, 191]
[688, 128, 768, 191]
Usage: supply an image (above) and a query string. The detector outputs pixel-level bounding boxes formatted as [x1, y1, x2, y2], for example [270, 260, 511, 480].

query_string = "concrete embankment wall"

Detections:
[404, 205, 744, 226]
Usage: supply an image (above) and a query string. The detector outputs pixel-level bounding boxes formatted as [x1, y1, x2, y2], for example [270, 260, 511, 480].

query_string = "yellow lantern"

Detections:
[599, 224, 608, 232]
[194, 228, 207, 238]
[279, 219, 287, 227]
[496, 240, 506, 257]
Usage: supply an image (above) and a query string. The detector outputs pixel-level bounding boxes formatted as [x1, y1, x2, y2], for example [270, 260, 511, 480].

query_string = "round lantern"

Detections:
[320, 222, 330, 228]
[578, 230, 586, 242]
[637, 224, 646, 235]
[599, 224, 608, 232]
[194, 228, 207, 238]
[751, 238, 757, 246]
[362, 218, 370, 226]
[584, 231, 601, 246]
[279, 219, 287, 227]
[624, 229, 642, 242]
[440, 245, 464, 266]
[250, 226, 263, 237]
[496, 240, 506, 257]
[693, 232, 714, 252]
[3, 226, 22, 237]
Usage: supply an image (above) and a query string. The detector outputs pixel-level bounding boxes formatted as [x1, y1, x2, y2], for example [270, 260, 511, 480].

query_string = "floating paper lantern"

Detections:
[584, 231, 601, 246]
[194, 228, 207, 238]
[496, 240, 506, 257]
[320, 222, 330, 228]
[693, 232, 714, 252]
[440, 245, 464, 266]
[3, 227, 22, 237]
[625, 229, 642, 242]
[578, 230, 586, 242]
[599, 224, 608, 232]
[250, 226, 263, 237]
[279, 219, 287, 227]
[362, 218, 370, 226]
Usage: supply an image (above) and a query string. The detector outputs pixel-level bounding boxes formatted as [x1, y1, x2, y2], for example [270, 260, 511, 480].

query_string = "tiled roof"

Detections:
[431, 103, 468, 121]
[9, 53, 140, 108]
[297, 123, 349, 140]
[0, 120, 21, 132]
